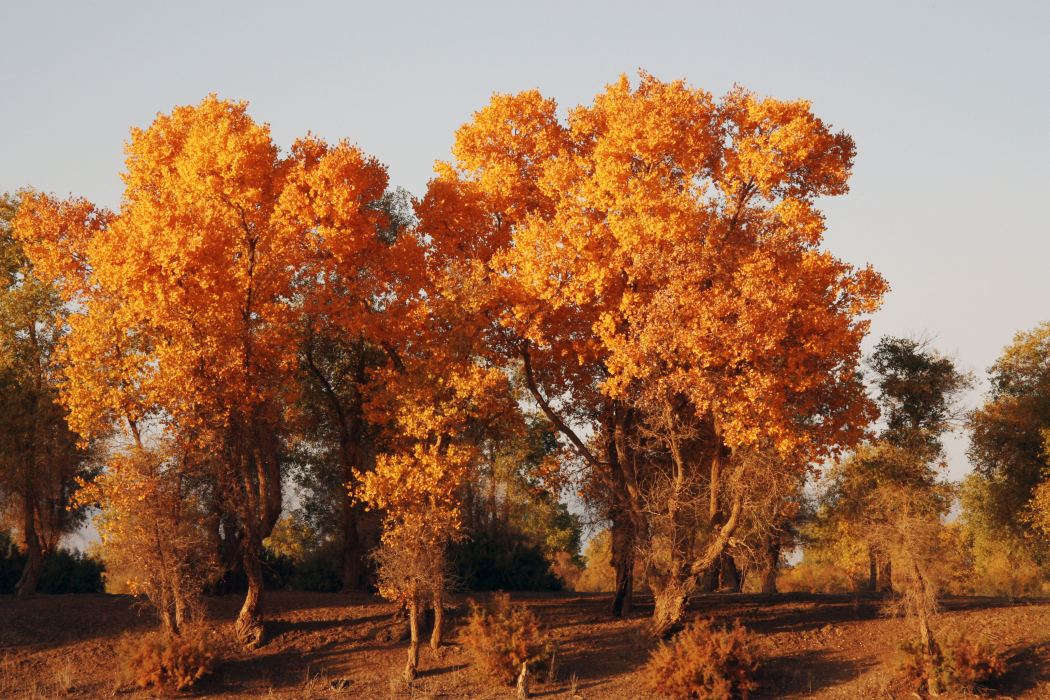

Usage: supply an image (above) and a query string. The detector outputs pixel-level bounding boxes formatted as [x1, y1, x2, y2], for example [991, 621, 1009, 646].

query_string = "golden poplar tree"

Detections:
[420, 74, 885, 633]
[15, 97, 391, 645]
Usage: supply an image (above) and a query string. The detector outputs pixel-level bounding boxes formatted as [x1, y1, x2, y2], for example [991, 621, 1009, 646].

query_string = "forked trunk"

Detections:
[405, 599, 420, 681]
[651, 581, 690, 638]
[235, 548, 266, 647]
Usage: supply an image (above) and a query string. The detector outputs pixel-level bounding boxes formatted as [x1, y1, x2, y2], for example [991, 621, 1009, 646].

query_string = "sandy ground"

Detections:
[1, 590, 1048, 699]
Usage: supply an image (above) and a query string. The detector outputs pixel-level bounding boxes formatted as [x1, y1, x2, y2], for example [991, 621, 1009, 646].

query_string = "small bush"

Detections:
[119, 628, 219, 692]
[947, 635, 1007, 688]
[896, 635, 1007, 696]
[461, 593, 555, 685]
[641, 618, 760, 700]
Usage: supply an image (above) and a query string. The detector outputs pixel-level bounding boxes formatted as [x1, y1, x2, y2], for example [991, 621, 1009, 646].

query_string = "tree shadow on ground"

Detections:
[995, 640, 1050, 696]
[757, 648, 876, 698]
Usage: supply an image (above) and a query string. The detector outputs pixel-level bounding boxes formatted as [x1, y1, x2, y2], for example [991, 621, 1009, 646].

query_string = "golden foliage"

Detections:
[78, 442, 219, 631]
[118, 627, 219, 693]
[423, 73, 885, 465]
[461, 593, 555, 685]
[641, 617, 761, 700]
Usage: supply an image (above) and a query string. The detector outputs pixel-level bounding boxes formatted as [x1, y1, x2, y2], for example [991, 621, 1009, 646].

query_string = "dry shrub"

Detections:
[461, 593, 554, 685]
[641, 618, 760, 700]
[119, 627, 219, 692]
[896, 634, 1007, 696]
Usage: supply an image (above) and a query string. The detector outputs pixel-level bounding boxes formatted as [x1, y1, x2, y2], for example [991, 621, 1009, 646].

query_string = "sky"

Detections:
[2, 0, 1048, 484]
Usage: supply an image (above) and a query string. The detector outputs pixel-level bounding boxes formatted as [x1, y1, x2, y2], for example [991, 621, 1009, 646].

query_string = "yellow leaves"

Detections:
[420, 72, 885, 468]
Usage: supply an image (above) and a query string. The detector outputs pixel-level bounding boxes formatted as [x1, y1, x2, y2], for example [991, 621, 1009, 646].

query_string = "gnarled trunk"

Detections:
[236, 546, 266, 647]
[759, 542, 780, 595]
[650, 575, 691, 638]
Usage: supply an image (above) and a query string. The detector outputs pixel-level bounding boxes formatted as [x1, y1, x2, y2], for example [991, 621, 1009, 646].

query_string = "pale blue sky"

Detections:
[2, 0, 1048, 479]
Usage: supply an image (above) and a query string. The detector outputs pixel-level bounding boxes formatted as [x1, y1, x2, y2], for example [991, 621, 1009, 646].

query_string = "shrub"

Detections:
[641, 618, 761, 700]
[895, 634, 1007, 696]
[461, 593, 555, 685]
[119, 628, 219, 692]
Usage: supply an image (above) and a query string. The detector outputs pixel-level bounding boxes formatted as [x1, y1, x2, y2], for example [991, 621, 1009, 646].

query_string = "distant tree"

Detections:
[0, 193, 98, 597]
[79, 441, 219, 633]
[815, 337, 968, 691]
[966, 323, 1050, 569]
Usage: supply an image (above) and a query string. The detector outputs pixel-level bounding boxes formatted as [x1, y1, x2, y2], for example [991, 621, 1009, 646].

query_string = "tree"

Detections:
[0, 194, 97, 597]
[288, 184, 416, 592]
[356, 357, 516, 679]
[816, 337, 968, 691]
[13, 97, 392, 645]
[420, 74, 884, 634]
[79, 441, 219, 633]
[967, 322, 1050, 563]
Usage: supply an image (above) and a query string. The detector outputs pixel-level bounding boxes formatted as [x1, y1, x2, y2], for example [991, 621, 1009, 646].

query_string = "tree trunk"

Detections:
[867, 546, 878, 593]
[15, 499, 41, 598]
[610, 509, 634, 616]
[759, 536, 781, 594]
[235, 547, 266, 647]
[878, 557, 893, 593]
[651, 579, 690, 638]
[405, 599, 420, 681]
[718, 553, 741, 592]
[430, 590, 444, 650]
[340, 501, 364, 593]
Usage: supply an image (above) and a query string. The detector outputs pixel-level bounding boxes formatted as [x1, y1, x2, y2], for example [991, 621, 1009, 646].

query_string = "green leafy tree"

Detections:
[964, 322, 1050, 593]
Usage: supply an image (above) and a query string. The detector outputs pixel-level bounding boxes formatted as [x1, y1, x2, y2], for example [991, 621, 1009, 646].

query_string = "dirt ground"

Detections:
[1, 590, 1048, 699]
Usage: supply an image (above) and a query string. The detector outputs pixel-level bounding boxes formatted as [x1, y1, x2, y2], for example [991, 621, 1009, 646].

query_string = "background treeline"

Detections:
[0, 78, 1048, 686]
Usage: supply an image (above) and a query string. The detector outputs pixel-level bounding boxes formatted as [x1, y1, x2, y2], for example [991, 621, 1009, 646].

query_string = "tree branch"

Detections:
[520, 343, 601, 468]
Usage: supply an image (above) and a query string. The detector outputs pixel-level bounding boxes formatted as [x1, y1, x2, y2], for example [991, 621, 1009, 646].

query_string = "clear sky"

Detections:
[2, 0, 1048, 480]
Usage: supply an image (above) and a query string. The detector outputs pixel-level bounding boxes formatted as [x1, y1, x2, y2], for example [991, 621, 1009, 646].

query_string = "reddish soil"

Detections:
[1, 591, 1048, 698]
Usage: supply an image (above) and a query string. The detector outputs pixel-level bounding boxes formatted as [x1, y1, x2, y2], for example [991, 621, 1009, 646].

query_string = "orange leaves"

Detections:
[424, 72, 885, 467]
[13, 192, 109, 302]
[15, 96, 401, 449]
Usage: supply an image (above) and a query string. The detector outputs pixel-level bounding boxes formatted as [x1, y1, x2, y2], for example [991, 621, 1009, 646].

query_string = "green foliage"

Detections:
[260, 516, 351, 592]
[461, 593, 555, 685]
[0, 529, 22, 592]
[450, 530, 562, 591]
[641, 618, 761, 700]
[0, 534, 104, 594]
[36, 548, 104, 593]
[965, 323, 1050, 579]
[118, 628, 219, 692]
